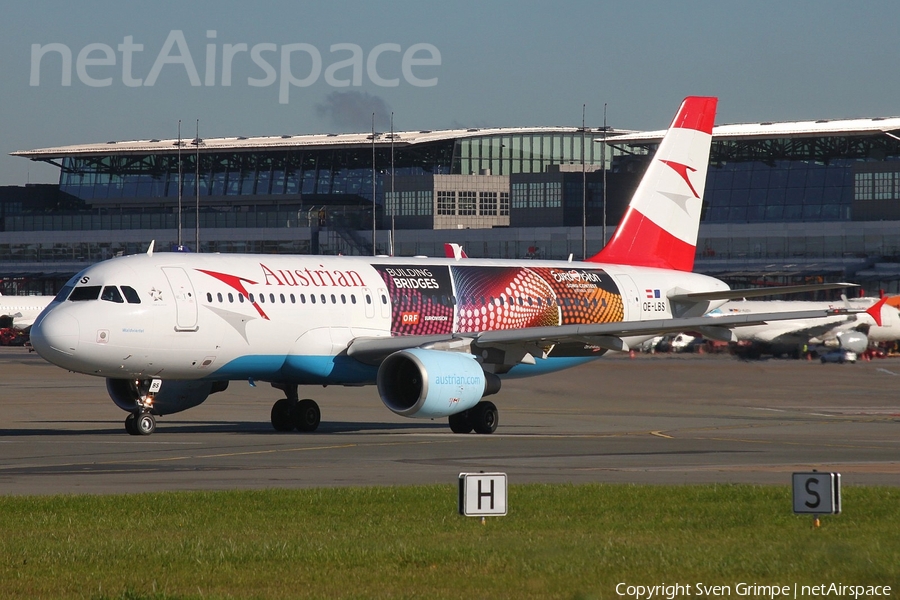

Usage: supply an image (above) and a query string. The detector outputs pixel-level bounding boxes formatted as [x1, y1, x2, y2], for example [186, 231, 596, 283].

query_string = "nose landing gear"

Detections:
[125, 411, 157, 435]
[124, 378, 160, 435]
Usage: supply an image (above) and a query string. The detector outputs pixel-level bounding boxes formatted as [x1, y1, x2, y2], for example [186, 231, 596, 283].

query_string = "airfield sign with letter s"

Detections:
[792, 472, 841, 514]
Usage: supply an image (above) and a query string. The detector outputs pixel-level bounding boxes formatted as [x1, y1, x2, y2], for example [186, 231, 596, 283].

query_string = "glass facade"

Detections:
[54, 131, 602, 209]
[698, 135, 900, 223]
[455, 132, 603, 176]
[703, 159, 854, 223]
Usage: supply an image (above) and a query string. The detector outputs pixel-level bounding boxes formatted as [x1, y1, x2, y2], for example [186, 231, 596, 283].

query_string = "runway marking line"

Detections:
[0, 439, 463, 473]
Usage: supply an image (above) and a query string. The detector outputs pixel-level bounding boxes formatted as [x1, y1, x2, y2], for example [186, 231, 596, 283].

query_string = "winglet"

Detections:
[444, 243, 468, 260]
[147, 240, 155, 257]
[866, 296, 889, 327]
[589, 96, 717, 272]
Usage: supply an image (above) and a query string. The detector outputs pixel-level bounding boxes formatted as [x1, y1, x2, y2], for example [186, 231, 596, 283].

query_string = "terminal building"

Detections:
[4, 115, 900, 295]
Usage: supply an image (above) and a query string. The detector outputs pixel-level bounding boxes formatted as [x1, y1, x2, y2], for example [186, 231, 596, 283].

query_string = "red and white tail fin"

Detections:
[866, 296, 889, 327]
[444, 243, 468, 260]
[589, 96, 717, 271]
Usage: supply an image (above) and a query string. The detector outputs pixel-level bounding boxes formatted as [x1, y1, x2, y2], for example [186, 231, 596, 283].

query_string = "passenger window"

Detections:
[331, 294, 336, 304]
[122, 286, 141, 304]
[217, 292, 223, 303]
[341, 294, 346, 304]
[381, 294, 387, 304]
[228, 293, 234, 303]
[351, 294, 357, 304]
[239, 294, 245, 303]
[320, 294, 326, 304]
[257, 294, 264, 303]
[68, 286, 102, 301]
[290, 294, 296, 304]
[300, 294, 306, 304]
[311, 294, 316, 304]
[280, 294, 285, 303]
[100, 286, 124, 303]
[270, 293, 276, 303]
[206, 292, 213, 303]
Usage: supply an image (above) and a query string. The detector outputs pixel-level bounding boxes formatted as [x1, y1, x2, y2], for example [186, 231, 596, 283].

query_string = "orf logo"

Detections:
[401, 312, 420, 325]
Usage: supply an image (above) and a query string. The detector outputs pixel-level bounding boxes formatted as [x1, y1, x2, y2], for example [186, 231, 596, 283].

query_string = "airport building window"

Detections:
[437, 191, 456, 215]
[479, 192, 497, 215]
[499, 192, 510, 215]
[458, 191, 476, 216]
[855, 173, 873, 201]
[874, 172, 893, 200]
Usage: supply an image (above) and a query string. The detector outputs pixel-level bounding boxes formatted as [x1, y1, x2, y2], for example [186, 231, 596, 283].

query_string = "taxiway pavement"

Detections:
[1, 347, 898, 494]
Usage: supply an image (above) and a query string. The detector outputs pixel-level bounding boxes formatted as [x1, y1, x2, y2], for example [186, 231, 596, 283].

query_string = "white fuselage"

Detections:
[32, 252, 730, 384]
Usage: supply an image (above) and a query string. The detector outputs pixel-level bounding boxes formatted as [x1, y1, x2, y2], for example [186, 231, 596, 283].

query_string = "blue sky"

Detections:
[2, 1, 899, 186]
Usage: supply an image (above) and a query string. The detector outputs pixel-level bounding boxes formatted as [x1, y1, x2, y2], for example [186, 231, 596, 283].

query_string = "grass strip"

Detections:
[0, 484, 897, 599]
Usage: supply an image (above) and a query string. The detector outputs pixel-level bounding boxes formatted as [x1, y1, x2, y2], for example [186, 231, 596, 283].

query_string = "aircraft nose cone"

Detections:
[31, 309, 80, 359]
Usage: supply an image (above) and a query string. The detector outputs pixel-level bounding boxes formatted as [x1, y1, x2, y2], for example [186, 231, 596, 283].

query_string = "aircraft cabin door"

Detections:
[377, 287, 391, 319]
[162, 267, 199, 331]
[615, 274, 643, 322]
[362, 287, 375, 318]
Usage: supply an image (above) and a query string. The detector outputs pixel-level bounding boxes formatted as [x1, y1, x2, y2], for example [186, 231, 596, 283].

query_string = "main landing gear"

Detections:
[270, 383, 321, 432]
[448, 401, 498, 434]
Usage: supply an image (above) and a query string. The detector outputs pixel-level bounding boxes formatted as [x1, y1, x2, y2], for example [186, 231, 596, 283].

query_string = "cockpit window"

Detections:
[101, 286, 125, 303]
[68, 286, 102, 301]
[54, 285, 74, 303]
[121, 286, 141, 304]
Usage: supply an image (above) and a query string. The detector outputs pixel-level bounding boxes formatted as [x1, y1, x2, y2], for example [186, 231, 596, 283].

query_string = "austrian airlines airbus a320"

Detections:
[30, 97, 854, 436]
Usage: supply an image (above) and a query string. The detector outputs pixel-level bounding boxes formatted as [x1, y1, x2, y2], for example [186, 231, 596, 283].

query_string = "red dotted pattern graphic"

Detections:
[452, 267, 560, 333]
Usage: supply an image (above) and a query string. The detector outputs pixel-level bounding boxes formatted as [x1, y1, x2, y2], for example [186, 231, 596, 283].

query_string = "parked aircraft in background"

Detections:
[707, 296, 896, 357]
[0, 293, 55, 331]
[30, 96, 857, 436]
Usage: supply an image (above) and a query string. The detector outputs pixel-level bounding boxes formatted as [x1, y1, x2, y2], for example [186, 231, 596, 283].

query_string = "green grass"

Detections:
[0, 485, 897, 599]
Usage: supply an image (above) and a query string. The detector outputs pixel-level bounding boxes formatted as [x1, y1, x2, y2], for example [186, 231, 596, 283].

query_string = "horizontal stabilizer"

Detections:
[669, 282, 858, 303]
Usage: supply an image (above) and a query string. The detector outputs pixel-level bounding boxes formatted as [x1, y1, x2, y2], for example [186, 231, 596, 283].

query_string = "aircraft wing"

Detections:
[346, 308, 855, 365]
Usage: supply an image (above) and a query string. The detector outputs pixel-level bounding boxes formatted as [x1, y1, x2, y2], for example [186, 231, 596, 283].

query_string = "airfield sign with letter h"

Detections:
[458, 473, 507, 517]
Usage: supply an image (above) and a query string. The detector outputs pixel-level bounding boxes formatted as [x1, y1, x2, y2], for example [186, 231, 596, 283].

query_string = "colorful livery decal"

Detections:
[373, 265, 624, 336]
[374, 265, 455, 336]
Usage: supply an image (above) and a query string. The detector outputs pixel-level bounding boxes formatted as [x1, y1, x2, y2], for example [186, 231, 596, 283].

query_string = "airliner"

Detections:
[30, 97, 856, 436]
[708, 296, 897, 357]
[0, 293, 55, 331]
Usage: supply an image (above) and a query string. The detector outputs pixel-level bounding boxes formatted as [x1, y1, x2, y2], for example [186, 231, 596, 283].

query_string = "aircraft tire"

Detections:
[271, 399, 295, 432]
[470, 401, 498, 435]
[292, 399, 321, 432]
[449, 410, 473, 434]
[125, 413, 138, 435]
[136, 413, 156, 436]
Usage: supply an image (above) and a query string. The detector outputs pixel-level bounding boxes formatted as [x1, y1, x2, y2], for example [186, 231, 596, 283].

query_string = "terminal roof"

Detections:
[11, 126, 634, 159]
[608, 116, 900, 145]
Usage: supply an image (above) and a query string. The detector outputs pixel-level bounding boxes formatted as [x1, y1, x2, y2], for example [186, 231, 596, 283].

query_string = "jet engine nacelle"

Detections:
[376, 348, 501, 419]
[836, 330, 868, 354]
[107, 378, 229, 416]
